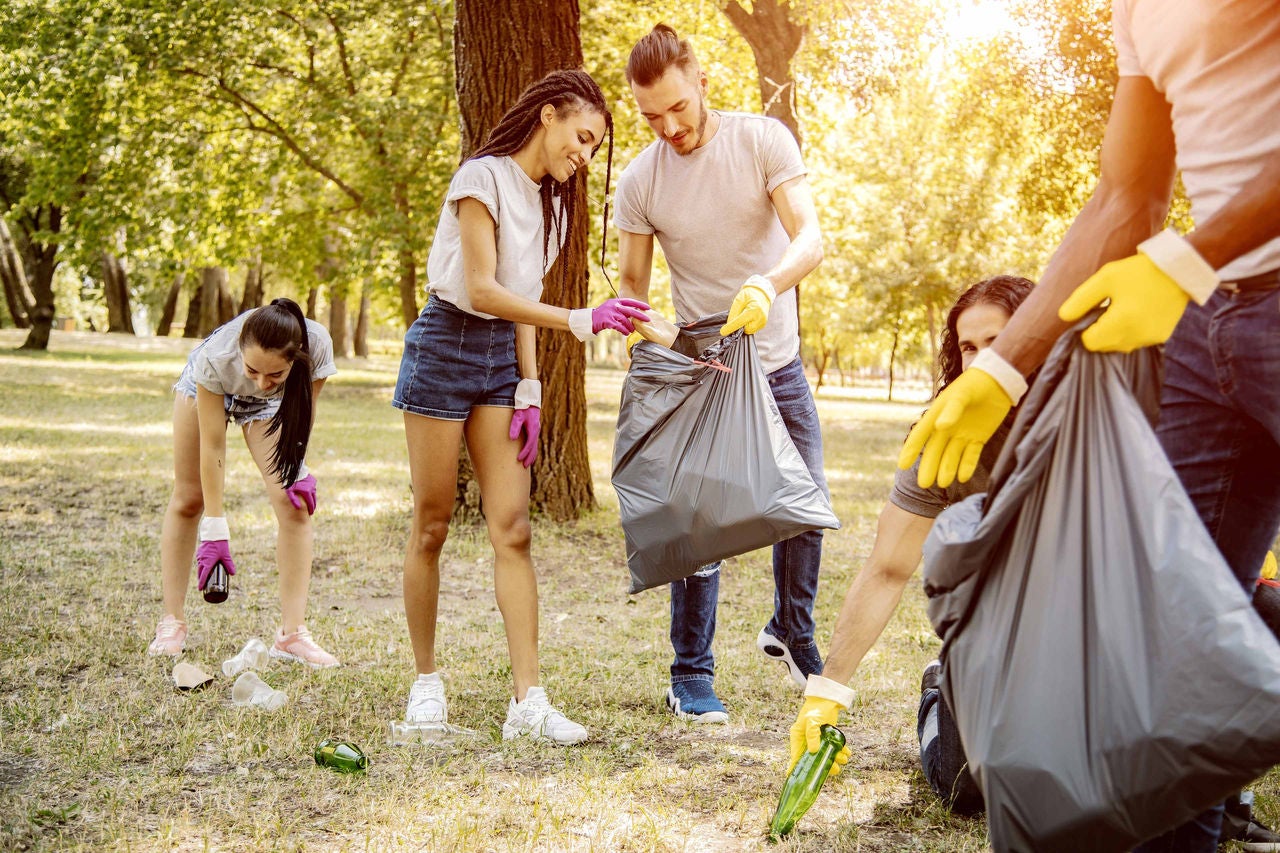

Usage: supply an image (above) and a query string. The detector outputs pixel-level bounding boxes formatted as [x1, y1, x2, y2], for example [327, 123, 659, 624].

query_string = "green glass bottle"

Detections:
[769, 724, 847, 839]
[313, 739, 368, 773]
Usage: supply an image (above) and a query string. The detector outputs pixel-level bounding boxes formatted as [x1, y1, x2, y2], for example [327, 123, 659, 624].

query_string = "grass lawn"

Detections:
[0, 329, 1273, 852]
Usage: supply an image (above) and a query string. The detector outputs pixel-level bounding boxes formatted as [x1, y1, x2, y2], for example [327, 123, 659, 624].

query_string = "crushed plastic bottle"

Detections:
[222, 638, 271, 677]
[231, 671, 287, 711]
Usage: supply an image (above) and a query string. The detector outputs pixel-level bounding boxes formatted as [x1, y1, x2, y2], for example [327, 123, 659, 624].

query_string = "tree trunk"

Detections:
[156, 271, 184, 336]
[394, 181, 419, 328]
[328, 286, 350, 357]
[239, 252, 264, 313]
[305, 286, 319, 320]
[18, 205, 60, 351]
[887, 323, 900, 403]
[354, 287, 370, 358]
[183, 276, 204, 338]
[101, 252, 136, 334]
[196, 267, 225, 337]
[0, 218, 34, 328]
[454, 0, 594, 521]
[721, 0, 806, 147]
[216, 271, 236, 325]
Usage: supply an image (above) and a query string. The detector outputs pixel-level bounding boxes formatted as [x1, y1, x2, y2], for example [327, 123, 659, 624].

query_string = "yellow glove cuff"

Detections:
[970, 348, 1027, 404]
[744, 274, 777, 304]
[1138, 229, 1218, 305]
[803, 674, 855, 709]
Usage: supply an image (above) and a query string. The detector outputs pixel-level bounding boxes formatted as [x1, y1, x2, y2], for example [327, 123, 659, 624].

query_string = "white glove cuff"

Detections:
[567, 308, 594, 341]
[1138, 229, 1218, 305]
[293, 462, 310, 484]
[199, 516, 230, 541]
[514, 378, 542, 410]
[744, 274, 777, 303]
[971, 348, 1028, 405]
[804, 674, 855, 709]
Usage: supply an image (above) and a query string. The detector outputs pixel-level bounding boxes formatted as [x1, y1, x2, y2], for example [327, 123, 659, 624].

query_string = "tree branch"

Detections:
[173, 67, 365, 207]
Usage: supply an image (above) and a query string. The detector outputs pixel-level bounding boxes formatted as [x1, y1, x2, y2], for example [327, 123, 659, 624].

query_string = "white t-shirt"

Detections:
[1114, 0, 1280, 280]
[426, 155, 562, 318]
[614, 112, 807, 374]
[191, 310, 338, 398]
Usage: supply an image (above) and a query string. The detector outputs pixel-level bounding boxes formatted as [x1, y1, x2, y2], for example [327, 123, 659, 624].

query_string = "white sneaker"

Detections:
[502, 686, 588, 745]
[405, 672, 448, 724]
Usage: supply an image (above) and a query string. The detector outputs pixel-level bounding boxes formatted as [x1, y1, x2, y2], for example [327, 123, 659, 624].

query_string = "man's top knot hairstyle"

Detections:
[470, 68, 613, 281]
[626, 23, 700, 87]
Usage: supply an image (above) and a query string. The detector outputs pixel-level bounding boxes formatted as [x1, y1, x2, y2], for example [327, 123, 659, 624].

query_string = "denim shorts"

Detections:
[173, 352, 280, 426]
[392, 294, 518, 421]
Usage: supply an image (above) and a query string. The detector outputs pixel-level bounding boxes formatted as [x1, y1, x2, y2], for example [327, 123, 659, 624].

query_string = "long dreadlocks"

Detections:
[470, 69, 615, 290]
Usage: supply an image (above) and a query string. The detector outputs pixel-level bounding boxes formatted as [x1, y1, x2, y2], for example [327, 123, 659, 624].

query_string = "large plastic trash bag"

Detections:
[612, 313, 839, 594]
[921, 318, 1280, 852]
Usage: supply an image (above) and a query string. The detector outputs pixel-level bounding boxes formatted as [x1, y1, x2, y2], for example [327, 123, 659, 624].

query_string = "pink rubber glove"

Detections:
[286, 474, 317, 515]
[196, 539, 237, 591]
[509, 406, 541, 467]
[592, 298, 650, 335]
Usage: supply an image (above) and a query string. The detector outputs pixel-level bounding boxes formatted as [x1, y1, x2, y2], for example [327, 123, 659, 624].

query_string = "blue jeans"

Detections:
[670, 356, 828, 683]
[1136, 283, 1280, 853]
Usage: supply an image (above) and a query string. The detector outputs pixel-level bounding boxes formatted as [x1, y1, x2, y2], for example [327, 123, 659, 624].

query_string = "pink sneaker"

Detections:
[148, 615, 188, 657]
[270, 625, 339, 669]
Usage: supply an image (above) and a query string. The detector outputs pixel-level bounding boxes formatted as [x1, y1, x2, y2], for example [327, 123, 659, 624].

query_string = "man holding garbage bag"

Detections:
[614, 23, 828, 722]
[886, 3, 1280, 850]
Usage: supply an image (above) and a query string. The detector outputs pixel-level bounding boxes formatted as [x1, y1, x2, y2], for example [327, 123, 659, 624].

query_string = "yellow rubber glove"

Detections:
[720, 275, 775, 336]
[1059, 230, 1218, 353]
[625, 330, 644, 354]
[1058, 255, 1190, 352]
[789, 675, 854, 778]
[898, 363, 1015, 489]
[1262, 551, 1277, 581]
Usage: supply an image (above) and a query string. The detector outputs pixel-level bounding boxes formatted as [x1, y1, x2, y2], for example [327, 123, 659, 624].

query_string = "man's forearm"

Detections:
[1187, 151, 1280, 271]
[763, 225, 823, 294]
[994, 187, 1168, 375]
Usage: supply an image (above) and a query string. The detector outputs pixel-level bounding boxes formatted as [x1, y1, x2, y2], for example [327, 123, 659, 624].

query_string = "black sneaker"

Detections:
[1221, 811, 1280, 852]
[920, 659, 942, 694]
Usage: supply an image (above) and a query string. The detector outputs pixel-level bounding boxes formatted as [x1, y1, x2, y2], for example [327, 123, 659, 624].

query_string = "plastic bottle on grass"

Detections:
[314, 739, 368, 773]
[222, 638, 271, 677]
[769, 724, 847, 840]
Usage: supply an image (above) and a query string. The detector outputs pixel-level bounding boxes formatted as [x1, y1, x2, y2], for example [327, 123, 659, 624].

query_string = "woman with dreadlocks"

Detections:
[148, 297, 341, 668]
[391, 69, 643, 745]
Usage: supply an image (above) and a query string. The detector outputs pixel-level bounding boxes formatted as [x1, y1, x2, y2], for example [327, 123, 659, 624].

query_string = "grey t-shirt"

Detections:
[190, 310, 338, 399]
[426, 155, 559, 318]
[614, 112, 806, 374]
[890, 419, 1013, 519]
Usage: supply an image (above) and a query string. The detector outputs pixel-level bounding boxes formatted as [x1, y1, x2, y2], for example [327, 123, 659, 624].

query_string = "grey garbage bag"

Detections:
[922, 319, 1280, 852]
[612, 313, 840, 594]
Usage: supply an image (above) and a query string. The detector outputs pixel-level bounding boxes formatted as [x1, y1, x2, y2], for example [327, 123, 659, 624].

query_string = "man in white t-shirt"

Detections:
[614, 23, 827, 723]
[896, 3, 1280, 849]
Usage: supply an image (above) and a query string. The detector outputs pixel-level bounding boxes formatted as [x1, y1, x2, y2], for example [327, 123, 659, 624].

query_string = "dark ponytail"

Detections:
[240, 298, 314, 486]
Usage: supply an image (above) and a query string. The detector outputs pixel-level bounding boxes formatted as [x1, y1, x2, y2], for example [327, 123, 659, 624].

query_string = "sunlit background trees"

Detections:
[0, 0, 1113, 392]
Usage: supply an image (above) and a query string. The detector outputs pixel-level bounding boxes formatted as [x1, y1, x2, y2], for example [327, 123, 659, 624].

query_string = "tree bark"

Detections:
[183, 276, 203, 338]
[328, 286, 350, 357]
[454, 0, 594, 521]
[18, 205, 60, 351]
[216, 271, 236, 325]
[101, 252, 136, 334]
[0, 218, 34, 328]
[196, 267, 225, 337]
[353, 287, 370, 357]
[721, 0, 806, 147]
[156, 271, 184, 336]
[305, 286, 319, 320]
[239, 252, 264, 313]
